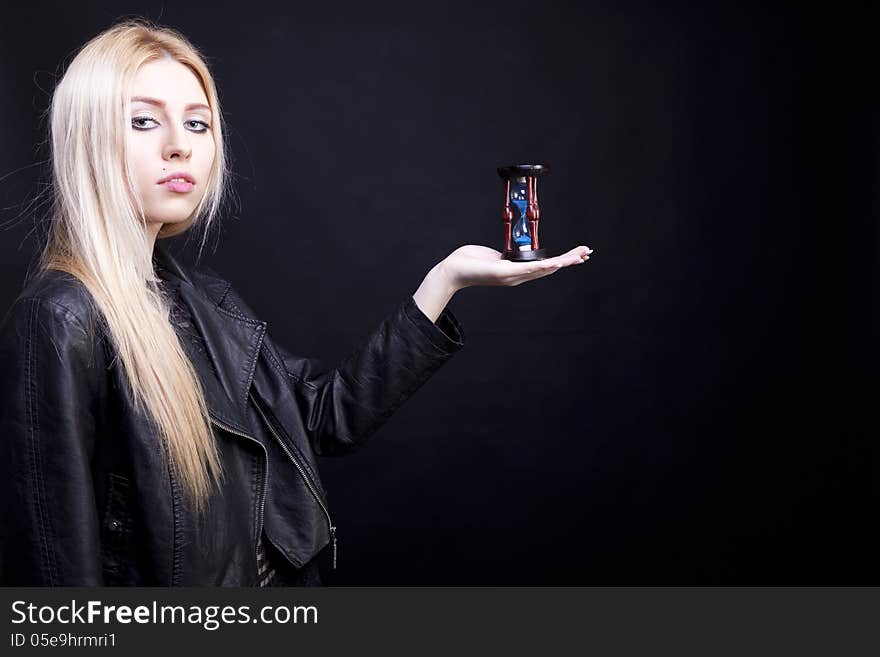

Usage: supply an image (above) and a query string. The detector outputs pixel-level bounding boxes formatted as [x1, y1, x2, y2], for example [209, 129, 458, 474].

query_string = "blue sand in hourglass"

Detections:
[510, 179, 532, 248]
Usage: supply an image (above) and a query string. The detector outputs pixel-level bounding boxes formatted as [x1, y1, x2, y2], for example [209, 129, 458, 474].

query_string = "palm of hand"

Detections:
[443, 244, 593, 289]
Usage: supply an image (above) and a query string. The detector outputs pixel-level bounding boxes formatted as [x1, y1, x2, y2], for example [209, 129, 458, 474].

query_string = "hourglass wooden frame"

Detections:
[497, 164, 549, 261]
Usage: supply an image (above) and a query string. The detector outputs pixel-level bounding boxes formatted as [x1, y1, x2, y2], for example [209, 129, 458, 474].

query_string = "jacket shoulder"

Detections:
[1, 269, 99, 333]
[0, 271, 107, 404]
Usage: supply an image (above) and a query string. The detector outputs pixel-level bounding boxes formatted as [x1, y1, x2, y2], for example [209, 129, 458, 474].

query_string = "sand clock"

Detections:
[498, 164, 549, 261]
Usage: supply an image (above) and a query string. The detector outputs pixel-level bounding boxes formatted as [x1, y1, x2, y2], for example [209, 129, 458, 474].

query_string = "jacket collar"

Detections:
[153, 240, 267, 436]
[152, 238, 195, 286]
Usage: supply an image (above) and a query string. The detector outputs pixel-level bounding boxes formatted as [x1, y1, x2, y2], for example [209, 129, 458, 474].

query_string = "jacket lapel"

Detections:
[153, 241, 266, 435]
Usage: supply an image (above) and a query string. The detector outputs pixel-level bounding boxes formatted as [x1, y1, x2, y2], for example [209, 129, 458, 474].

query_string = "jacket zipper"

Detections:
[247, 392, 337, 570]
[208, 414, 269, 580]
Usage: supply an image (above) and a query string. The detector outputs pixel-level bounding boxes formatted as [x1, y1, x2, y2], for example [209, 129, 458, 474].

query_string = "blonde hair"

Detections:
[40, 17, 232, 512]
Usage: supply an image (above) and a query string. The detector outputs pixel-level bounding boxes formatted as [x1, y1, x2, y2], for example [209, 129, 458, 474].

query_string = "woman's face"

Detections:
[128, 58, 215, 235]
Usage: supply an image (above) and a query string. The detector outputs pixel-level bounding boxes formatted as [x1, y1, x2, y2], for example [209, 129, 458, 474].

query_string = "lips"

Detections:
[157, 171, 196, 193]
[161, 180, 195, 193]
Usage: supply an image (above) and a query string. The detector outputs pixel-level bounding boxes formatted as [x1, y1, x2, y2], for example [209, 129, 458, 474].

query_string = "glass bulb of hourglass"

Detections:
[510, 178, 531, 251]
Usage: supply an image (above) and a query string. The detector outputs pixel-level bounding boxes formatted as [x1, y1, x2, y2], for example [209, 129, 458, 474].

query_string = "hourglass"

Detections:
[497, 164, 549, 261]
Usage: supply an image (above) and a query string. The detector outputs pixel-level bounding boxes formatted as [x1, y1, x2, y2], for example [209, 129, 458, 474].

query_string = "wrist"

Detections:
[412, 261, 459, 324]
[435, 258, 462, 294]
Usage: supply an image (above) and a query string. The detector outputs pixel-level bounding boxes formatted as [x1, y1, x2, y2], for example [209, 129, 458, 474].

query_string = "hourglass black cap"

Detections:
[497, 164, 549, 180]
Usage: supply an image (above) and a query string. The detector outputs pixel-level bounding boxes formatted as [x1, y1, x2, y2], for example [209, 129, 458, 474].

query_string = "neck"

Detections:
[147, 221, 162, 254]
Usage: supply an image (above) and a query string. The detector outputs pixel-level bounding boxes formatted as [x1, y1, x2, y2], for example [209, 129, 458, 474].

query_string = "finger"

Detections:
[515, 257, 573, 279]
[541, 247, 593, 268]
[546, 253, 589, 269]
[537, 253, 588, 277]
[508, 247, 593, 285]
[571, 245, 593, 261]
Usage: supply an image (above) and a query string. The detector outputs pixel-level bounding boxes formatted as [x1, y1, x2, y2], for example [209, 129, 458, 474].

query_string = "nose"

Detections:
[162, 123, 192, 161]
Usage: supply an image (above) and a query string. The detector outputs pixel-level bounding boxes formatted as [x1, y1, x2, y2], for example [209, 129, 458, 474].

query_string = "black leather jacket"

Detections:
[0, 241, 465, 585]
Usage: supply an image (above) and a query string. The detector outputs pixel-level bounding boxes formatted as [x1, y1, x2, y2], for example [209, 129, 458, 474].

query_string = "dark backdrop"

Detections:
[0, 1, 875, 584]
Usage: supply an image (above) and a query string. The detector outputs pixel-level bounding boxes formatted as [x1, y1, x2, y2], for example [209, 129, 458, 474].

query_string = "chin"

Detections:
[155, 215, 192, 224]
[156, 216, 197, 239]
[149, 207, 196, 223]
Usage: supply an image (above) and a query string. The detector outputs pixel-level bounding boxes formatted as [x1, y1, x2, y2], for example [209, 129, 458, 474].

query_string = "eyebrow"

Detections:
[130, 96, 212, 113]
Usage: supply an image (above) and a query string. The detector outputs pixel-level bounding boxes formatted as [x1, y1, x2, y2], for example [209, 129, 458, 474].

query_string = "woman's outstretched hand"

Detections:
[412, 244, 594, 323]
[439, 244, 593, 290]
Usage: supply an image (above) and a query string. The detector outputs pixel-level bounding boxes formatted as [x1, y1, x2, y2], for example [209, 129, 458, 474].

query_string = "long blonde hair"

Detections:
[40, 17, 231, 512]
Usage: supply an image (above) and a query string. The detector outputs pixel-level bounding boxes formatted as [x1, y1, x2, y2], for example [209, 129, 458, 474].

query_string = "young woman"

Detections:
[0, 18, 592, 586]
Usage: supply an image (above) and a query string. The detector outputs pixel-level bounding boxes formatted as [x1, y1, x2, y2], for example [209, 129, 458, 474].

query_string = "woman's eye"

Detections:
[186, 120, 210, 132]
[131, 116, 158, 130]
[130, 117, 210, 132]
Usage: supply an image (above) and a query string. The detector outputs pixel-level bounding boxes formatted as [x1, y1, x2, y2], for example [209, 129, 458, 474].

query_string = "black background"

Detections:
[0, 1, 875, 584]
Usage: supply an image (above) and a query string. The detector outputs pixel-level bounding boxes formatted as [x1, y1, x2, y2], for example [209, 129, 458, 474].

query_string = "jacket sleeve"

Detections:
[269, 294, 466, 456]
[0, 296, 104, 585]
